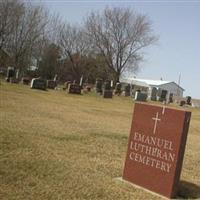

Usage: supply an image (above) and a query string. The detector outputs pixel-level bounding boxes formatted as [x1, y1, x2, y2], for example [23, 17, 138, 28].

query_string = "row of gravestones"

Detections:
[29, 76, 175, 103]
[4, 67, 182, 103]
[95, 79, 180, 103]
[5, 67, 87, 95]
[5, 67, 193, 106]
[30, 76, 58, 90]
[134, 87, 192, 106]
[31, 77, 88, 94]
[5, 67, 58, 90]
[150, 87, 168, 102]
[4, 66, 150, 102]
[29, 78, 194, 105]
[95, 79, 131, 99]
[60, 79, 131, 97]
[27, 78, 57, 90]
[134, 88, 168, 103]
[4, 67, 192, 105]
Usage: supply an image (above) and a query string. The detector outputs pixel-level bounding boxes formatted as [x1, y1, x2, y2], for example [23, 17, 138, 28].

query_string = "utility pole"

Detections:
[176, 73, 181, 102]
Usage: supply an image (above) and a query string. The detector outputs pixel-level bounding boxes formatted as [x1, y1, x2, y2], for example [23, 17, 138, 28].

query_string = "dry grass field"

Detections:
[0, 82, 200, 200]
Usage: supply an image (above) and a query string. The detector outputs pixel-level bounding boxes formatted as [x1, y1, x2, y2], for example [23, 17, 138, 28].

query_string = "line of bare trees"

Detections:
[0, 0, 157, 83]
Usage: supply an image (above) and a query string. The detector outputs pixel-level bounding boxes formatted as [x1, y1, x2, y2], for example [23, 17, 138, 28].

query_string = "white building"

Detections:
[120, 78, 184, 101]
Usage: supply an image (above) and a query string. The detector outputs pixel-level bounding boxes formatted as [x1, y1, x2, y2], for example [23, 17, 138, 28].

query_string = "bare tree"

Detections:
[4, 1, 49, 71]
[0, 0, 9, 50]
[85, 7, 157, 82]
[0, 0, 17, 51]
[46, 13, 63, 44]
[59, 23, 89, 80]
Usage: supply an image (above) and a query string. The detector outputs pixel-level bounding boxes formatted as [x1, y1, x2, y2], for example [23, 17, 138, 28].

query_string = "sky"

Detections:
[35, 0, 200, 98]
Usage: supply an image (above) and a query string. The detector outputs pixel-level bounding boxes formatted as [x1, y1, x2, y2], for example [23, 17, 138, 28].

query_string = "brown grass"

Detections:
[0, 82, 200, 200]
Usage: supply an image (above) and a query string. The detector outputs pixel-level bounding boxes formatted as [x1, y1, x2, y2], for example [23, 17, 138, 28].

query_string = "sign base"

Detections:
[114, 177, 170, 199]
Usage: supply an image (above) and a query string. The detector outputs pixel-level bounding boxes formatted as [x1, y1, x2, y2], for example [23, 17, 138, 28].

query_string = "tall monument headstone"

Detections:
[115, 82, 122, 95]
[123, 103, 191, 198]
[6, 67, 15, 82]
[103, 80, 113, 98]
[125, 84, 131, 97]
[95, 78, 103, 94]
[151, 87, 157, 101]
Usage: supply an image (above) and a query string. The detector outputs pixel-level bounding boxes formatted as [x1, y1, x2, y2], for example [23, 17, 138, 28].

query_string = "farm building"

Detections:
[120, 77, 184, 101]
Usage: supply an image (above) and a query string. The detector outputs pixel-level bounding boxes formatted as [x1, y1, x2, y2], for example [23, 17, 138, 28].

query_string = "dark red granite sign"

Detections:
[123, 102, 191, 198]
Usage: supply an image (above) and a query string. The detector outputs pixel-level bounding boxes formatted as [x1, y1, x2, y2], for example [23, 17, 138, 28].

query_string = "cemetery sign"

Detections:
[123, 102, 191, 198]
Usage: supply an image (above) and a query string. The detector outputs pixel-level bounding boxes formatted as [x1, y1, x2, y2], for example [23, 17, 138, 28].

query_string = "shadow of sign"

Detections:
[177, 180, 200, 199]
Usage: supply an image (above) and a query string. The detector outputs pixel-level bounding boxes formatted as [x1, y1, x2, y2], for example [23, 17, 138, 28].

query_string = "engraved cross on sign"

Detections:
[152, 112, 161, 134]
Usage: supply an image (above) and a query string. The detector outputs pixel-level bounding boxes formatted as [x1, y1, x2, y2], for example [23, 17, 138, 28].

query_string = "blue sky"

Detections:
[37, 0, 200, 98]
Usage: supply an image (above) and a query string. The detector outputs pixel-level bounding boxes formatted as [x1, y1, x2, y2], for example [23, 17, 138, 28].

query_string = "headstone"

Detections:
[158, 89, 168, 102]
[104, 80, 111, 90]
[180, 100, 186, 106]
[15, 69, 20, 80]
[79, 75, 83, 87]
[83, 84, 92, 94]
[95, 78, 103, 94]
[186, 96, 191, 105]
[111, 80, 114, 89]
[125, 84, 131, 97]
[123, 103, 191, 198]
[63, 81, 71, 90]
[21, 77, 30, 85]
[68, 83, 82, 94]
[53, 74, 58, 88]
[151, 87, 157, 101]
[6, 67, 15, 82]
[53, 74, 58, 82]
[30, 78, 46, 90]
[169, 93, 173, 103]
[103, 90, 113, 98]
[135, 91, 147, 102]
[47, 80, 56, 89]
[103, 80, 113, 98]
[115, 82, 122, 95]
[86, 85, 92, 92]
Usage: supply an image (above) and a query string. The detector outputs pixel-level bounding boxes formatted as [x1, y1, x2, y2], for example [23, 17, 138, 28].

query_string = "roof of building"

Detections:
[121, 78, 149, 88]
[120, 77, 185, 91]
[132, 78, 171, 86]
